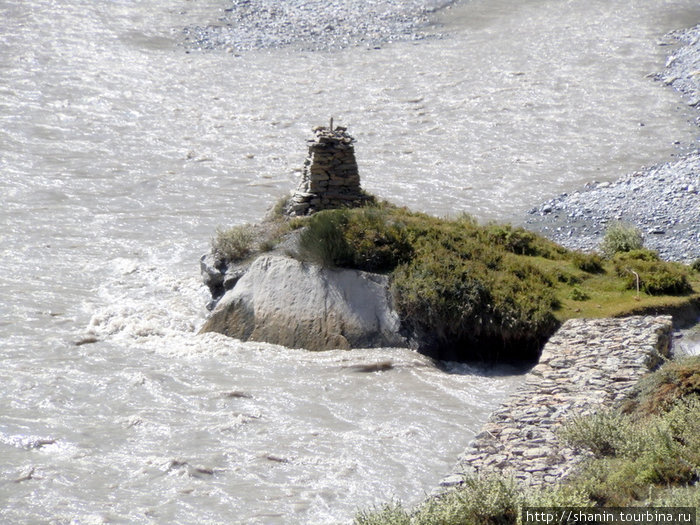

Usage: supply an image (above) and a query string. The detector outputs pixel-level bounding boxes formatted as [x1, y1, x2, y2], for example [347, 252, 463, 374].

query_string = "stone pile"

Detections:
[438, 316, 673, 490]
[286, 126, 369, 216]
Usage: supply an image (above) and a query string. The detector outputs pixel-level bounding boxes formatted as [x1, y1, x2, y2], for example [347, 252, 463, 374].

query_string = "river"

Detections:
[1, 1, 698, 523]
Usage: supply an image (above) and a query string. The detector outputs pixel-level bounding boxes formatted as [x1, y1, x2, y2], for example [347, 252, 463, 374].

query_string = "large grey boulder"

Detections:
[199, 255, 410, 351]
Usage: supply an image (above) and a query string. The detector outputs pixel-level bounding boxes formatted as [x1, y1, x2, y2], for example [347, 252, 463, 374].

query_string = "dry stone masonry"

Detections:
[439, 316, 673, 490]
[286, 125, 369, 216]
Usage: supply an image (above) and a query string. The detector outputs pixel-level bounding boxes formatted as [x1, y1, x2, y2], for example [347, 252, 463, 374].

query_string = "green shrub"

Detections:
[296, 208, 413, 272]
[569, 287, 590, 301]
[550, 268, 581, 285]
[486, 224, 564, 259]
[560, 410, 632, 456]
[692, 258, 700, 273]
[600, 222, 644, 258]
[296, 210, 352, 268]
[563, 358, 700, 506]
[653, 484, 700, 508]
[487, 225, 539, 256]
[269, 194, 291, 218]
[212, 224, 256, 262]
[570, 252, 605, 273]
[613, 251, 692, 295]
[412, 475, 523, 525]
[391, 250, 558, 361]
[354, 502, 411, 525]
[259, 238, 277, 252]
[341, 207, 413, 272]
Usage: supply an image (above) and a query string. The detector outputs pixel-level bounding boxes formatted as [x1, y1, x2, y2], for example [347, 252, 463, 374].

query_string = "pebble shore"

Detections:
[523, 25, 700, 264]
[182, 0, 455, 52]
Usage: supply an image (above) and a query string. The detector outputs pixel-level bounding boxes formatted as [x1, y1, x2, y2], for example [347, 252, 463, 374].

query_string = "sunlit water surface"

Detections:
[1, 0, 699, 523]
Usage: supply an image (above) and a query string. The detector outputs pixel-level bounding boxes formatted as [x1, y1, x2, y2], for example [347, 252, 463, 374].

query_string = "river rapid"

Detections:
[1, 1, 699, 523]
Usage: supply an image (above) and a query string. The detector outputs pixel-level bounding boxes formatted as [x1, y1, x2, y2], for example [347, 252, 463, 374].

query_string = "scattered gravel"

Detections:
[659, 25, 700, 113]
[523, 25, 700, 265]
[182, 0, 455, 52]
[523, 152, 699, 263]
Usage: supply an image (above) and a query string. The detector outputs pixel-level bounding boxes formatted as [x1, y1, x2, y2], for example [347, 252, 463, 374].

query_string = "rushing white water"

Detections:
[1, 1, 698, 523]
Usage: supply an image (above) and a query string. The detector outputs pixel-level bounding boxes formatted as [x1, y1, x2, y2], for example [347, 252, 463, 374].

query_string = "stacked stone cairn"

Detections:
[285, 124, 369, 216]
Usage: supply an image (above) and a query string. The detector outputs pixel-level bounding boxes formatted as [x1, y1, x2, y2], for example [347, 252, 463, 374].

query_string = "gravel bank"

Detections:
[523, 25, 700, 264]
[182, 0, 455, 52]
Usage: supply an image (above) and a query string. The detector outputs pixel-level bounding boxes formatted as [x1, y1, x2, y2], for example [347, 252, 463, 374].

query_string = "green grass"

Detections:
[289, 202, 700, 362]
[354, 356, 700, 524]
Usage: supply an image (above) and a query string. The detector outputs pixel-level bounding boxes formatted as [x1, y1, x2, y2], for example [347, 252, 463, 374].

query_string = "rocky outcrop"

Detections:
[285, 126, 370, 216]
[199, 255, 410, 351]
[438, 316, 673, 490]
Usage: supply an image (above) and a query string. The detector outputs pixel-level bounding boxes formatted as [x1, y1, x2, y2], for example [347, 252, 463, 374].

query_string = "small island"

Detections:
[200, 125, 700, 363]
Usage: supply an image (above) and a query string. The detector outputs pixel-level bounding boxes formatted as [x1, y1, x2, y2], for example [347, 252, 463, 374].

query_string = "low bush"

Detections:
[412, 475, 522, 525]
[269, 194, 291, 218]
[550, 268, 581, 286]
[569, 287, 589, 301]
[692, 258, 700, 273]
[570, 400, 700, 506]
[562, 357, 700, 506]
[296, 208, 413, 272]
[355, 474, 590, 525]
[212, 224, 256, 262]
[600, 222, 644, 258]
[559, 410, 632, 456]
[390, 235, 558, 361]
[486, 224, 565, 259]
[296, 210, 352, 268]
[613, 251, 692, 295]
[621, 355, 700, 416]
[570, 251, 605, 273]
[355, 502, 411, 525]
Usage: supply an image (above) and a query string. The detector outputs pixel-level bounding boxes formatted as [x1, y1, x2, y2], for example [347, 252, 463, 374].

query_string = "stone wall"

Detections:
[438, 315, 673, 490]
[286, 126, 369, 216]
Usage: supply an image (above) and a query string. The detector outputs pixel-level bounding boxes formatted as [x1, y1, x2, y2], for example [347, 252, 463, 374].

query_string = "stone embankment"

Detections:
[439, 316, 672, 490]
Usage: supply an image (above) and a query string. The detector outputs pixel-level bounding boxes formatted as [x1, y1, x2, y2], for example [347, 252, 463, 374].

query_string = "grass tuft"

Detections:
[212, 224, 256, 262]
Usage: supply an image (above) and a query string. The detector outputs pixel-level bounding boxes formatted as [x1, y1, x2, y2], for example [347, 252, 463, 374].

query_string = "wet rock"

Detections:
[199, 255, 409, 351]
[73, 335, 99, 346]
[200, 253, 226, 299]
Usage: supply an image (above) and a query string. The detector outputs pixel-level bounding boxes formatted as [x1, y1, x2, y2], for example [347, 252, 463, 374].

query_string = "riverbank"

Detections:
[523, 25, 700, 264]
[353, 20, 700, 525]
[182, 0, 456, 52]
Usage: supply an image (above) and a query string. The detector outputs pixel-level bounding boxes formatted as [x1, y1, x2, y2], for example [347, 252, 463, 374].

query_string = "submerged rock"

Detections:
[199, 255, 409, 351]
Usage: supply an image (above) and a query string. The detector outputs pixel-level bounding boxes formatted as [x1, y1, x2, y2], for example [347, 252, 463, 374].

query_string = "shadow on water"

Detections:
[436, 358, 535, 377]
